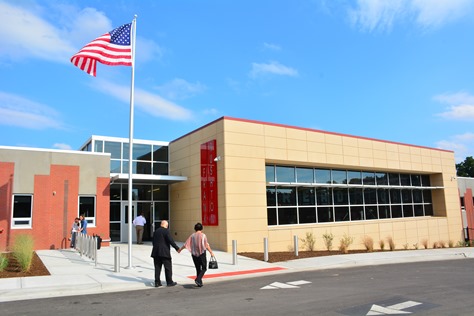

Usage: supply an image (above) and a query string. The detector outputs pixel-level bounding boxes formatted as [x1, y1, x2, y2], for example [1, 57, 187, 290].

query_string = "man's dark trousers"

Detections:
[192, 252, 207, 285]
[154, 256, 173, 285]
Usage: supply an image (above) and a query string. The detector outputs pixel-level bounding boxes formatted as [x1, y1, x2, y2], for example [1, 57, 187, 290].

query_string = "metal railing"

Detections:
[75, 234, 98, 266]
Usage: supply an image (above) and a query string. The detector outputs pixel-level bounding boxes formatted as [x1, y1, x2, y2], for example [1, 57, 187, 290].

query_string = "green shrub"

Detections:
[301, 232, 316, 251]
[0, 253, 8, 272]
[322, 232, 334, 251]
[12, 234, 34, 272]
[339, 233, 354, 254]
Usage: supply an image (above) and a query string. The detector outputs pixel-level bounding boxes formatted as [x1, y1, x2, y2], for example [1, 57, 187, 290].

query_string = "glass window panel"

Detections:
[391, 205, 402, 218]
[421, 175, 431, 187]
[403, 205, 414, 217]
[365, 206, 378, 220]
[413, 190, 423, 203]
[317, 207, 333, 222]
[414, 204, 424, 216]
[423, 190, 433, 203]
[316, 188, 332, 205]
[266, 165, 275, 182]
[298, 207, 316, 224]
[350, 206, 364, 221]
[400, 174, 411, 186]
[363, 172, 376, 185]
[377, 189, 389, 204]
[278, 207, 298, 225]
[136, 161, 152, 174]
[349, 188, 363, 205]
[411, 174, 421, 186]
[110, 160, 121, 173]
[79, 196, 95, 218]
[296, 167, 314, 183]
[154, 202, 169, 220]
[134, 184, 152, 201]
[133, 144, 152, 161]
[378, 205, 390, 219]
[332, 170, 347, 184]
[315, 169, 331, 184]
[364, 188, 377, 204]
[297, 187, 315, 205]
[276, 187, 297, 206]
[123, 143, 129, 160]
[424, 204, 433, 216]
[376, 172, 388, 185]
[267, 208, 277, 225]
[390, 189, 401, 204]
[276, 166, 295, 182]
[389, 173, 400, 186]
[94, 140, 103, 153]
[109, 223, 121, 242]
[347, 170, 362, 184]
[267, 187, 276, 206]
[153, 145, 169, 162]
[333, 188, 348, 205]
[153, 162, 169, 175]
[402, 189, 412, 203]
[335, 206, 350, 221]
[110, 202, 121, 221]
[13, 195, 32, 218]
[110, 184, 121, 200]
[104, 141, 122, 159]
[152, 185, 168, 201]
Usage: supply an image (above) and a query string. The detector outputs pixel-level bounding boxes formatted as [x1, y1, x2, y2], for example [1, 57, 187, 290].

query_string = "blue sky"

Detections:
[1, 0, 474, 162]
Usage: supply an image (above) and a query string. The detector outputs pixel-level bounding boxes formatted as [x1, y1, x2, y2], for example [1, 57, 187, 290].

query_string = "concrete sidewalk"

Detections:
[1, 243, 474, 303]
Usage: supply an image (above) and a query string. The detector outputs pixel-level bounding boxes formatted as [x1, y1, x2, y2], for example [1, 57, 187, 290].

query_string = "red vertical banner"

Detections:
[201, 140, 218, 226]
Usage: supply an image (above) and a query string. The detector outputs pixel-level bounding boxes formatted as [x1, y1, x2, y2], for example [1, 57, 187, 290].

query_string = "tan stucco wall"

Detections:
[0, 147, 110, 194]
[169, 117, 462, 252]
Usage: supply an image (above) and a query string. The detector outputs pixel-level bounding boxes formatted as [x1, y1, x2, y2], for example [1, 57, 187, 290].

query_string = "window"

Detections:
[79, 196, 96, 226]
[12, 195, 33, 228]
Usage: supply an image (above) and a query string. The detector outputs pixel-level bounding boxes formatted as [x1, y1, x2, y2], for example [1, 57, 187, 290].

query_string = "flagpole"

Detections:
[127, 15, 137, 269]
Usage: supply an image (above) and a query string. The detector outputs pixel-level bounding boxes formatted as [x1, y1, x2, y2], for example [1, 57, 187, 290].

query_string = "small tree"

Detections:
[339, 234, 354, 254]
[301, 232, 316, 251]
[456, 156, 474, 177]
[322, 232, 334, 251]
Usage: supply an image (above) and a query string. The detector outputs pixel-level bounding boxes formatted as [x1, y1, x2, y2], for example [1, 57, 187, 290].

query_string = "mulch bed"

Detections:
[239, 249, 370, 263]
[0, 252, 50, 279]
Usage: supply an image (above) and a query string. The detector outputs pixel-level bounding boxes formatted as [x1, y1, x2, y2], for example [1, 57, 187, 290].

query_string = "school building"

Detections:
[0, 116, 465, 252]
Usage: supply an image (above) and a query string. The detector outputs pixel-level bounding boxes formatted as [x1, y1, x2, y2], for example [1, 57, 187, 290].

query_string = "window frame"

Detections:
[79, 195, 96, 227]
[11, 194, 33, 228]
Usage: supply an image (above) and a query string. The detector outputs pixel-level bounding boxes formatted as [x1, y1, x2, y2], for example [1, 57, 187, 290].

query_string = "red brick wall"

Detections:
[0, 162, 110, 250]
[464, 189, 474, 233]
[0, 162, 14, 250]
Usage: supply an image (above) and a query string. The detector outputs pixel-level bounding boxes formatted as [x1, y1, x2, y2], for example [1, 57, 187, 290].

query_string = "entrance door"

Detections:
[121, 202, 137, 243]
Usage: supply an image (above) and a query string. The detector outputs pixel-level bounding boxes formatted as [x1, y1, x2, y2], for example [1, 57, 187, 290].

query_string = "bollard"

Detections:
[294, 235, 299, 257]
[94, 237, 98, 266]
[232, 240, 238, 265]
[114, 246, 120, 272]
[264, 237, 269, 262]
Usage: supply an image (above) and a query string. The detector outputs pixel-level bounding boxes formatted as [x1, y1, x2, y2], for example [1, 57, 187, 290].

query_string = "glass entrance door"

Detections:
[121, 202, 137, 243]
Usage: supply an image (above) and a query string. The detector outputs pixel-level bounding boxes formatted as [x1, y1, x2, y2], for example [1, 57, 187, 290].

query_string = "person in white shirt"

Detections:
[133, 213, 147, 244]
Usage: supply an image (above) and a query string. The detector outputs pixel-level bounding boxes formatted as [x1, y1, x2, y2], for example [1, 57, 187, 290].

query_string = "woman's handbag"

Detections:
[208, 256, 218, 269]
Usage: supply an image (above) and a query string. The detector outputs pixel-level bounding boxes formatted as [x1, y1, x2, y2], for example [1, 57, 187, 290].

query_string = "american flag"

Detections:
[71, 23, 132, 77]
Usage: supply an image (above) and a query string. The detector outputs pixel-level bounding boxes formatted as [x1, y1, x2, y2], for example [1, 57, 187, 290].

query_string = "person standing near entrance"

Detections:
[79, 214, 87, 235]
[150, 220, 179, 287]
[70, 217, 81, 248]
[133, 212, 146, 244]
[178, 222, 214, 287]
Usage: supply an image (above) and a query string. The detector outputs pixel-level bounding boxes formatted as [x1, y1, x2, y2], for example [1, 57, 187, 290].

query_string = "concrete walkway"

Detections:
[1, 243, 473, 303]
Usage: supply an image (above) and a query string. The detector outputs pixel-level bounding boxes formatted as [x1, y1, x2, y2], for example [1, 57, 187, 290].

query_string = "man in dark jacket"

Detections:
[151, 220, 179, 287]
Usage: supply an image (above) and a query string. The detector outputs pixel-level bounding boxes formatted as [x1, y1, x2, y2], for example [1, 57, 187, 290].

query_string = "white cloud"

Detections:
[434, 92, 474, 120]
[436, 133, 474, 162]
[349, 0, 473, 32]
[155, 78, 206, 100]
[53, 143, 73, 150]
[0, 2, 162, 65]
[92, 79, 193, 121]
[263, 42, 281, 51]
[0, 91, 64, 129]
[249, 61, 298, 78]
